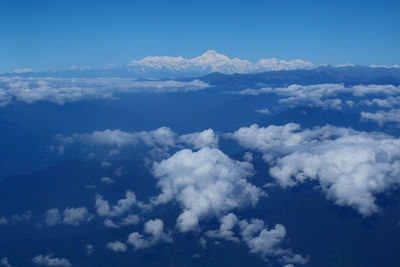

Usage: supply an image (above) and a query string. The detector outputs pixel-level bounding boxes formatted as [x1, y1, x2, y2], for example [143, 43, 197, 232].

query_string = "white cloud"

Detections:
[179, 129, 219, 149]
[151, 148, 265, 232]
[255, 108, 270, 115]
[362, 96, 400, 108]
[230, 123, 400, 216]
[95, 190, 138, 217]
[63, 207, 92, 225]
[361, 109, 400, 125]
[11, 210, 32, 223]
[43, 207, 92, 227]
[71, 127, 176, 149]
[32, 254, 71, 267]
[104, 214, 140, 228]
[206, 213, 240, 242]
[232, 83, 400, 110]
[0, 258, 12, 267]
[44, 209, 61, 227]
[240, 219, 308, 264]
[0, 77, 209, 107]
[101, 177, 115, 184]
[127, 219, 172, 250]
[12, 68, 32, 73]
[106, 241, 127, 252]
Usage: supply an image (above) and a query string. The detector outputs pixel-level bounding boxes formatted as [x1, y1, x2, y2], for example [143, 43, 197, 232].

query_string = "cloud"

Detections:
[95, 190, 138, 217]
[11, 210, 32, 223]
[128, 50, 313, 74]
[361, 109, 400, 125]
[230, 123, 400, 216]
[206, 213, 240, 242]
[362, 96, 400, 108]
[70, 127, 176, 149]
[101, 177, 115, 184]
[43, 207, 92, 227]
[0, 258, 12, 267]
[179, 129, 219, 149]
[12, 68, 32, 73]
[127, 219, 172, 250]
[232, 83, 400, 110]
[106, 241, 127, 252]
[0, 77, 209, 107]
[86, 244, 94, 255]
[240, 219, 308, 264]
[255, 108, 270, 115]
[62, 207, 92, 225]
[104, 214, 140, 228]
[151, 148, 265, 232]
[32, 254, 71, 267]
[0, 217, 8, 225]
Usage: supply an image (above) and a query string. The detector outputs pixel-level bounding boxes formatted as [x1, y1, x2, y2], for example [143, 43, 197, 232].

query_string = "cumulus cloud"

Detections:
[240, 219, 308, 264]
[361, 109, 400, 125]
[43, 207, 92, 227]
[127, 219, 172, 250]
[32, 254, 71, 267]
[230, 123, 400, 216]
[63, 207, 92, 225]
[0, 77, 209, 107]
[106, 241, 127, 252]
[179, 129, 219, 149]
[151, 148, 265, 232]
[206, 213, 240, 242]
[95, 190, 138, 217]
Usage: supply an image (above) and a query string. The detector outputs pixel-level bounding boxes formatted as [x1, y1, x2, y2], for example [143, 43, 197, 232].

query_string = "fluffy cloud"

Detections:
[86, 244, 94, 255]
[95, 190, 138, 217]
[127, 219, 172, 250]
[362, 96, 400, 108]
[230, 123, 400, 216]
[151, 148, 265, 232]
[32, 254, 71, 267]
[205, 213, 307, 264]
[179, 129, 219, 149]
[0, 77, 209, 107]
[44, 207, 92, 227]
[63, 207, 92, 225]
[106, 241, 127, 252]
[361, 109, 400, 125]
[206, 213, 239, 242]
[240, 219, 308, 264]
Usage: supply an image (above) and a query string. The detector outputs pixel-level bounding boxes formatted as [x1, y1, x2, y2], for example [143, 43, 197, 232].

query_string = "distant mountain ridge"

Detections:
[198, 65, 400, 87]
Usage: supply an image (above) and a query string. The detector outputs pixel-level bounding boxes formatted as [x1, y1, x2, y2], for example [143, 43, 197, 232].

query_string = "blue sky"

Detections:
[1, 0, 399, 73]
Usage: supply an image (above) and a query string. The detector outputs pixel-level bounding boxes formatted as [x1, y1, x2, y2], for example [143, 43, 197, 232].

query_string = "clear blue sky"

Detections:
[1, 0, 399, 73]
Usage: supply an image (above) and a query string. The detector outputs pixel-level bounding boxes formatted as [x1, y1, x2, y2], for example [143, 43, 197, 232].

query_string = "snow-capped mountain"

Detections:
[127, 50, 314, 75]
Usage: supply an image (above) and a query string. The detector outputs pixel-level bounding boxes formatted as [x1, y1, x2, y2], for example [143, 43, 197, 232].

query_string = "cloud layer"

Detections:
[0, 77, 209, 107]
[230, 123, 400, 216]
